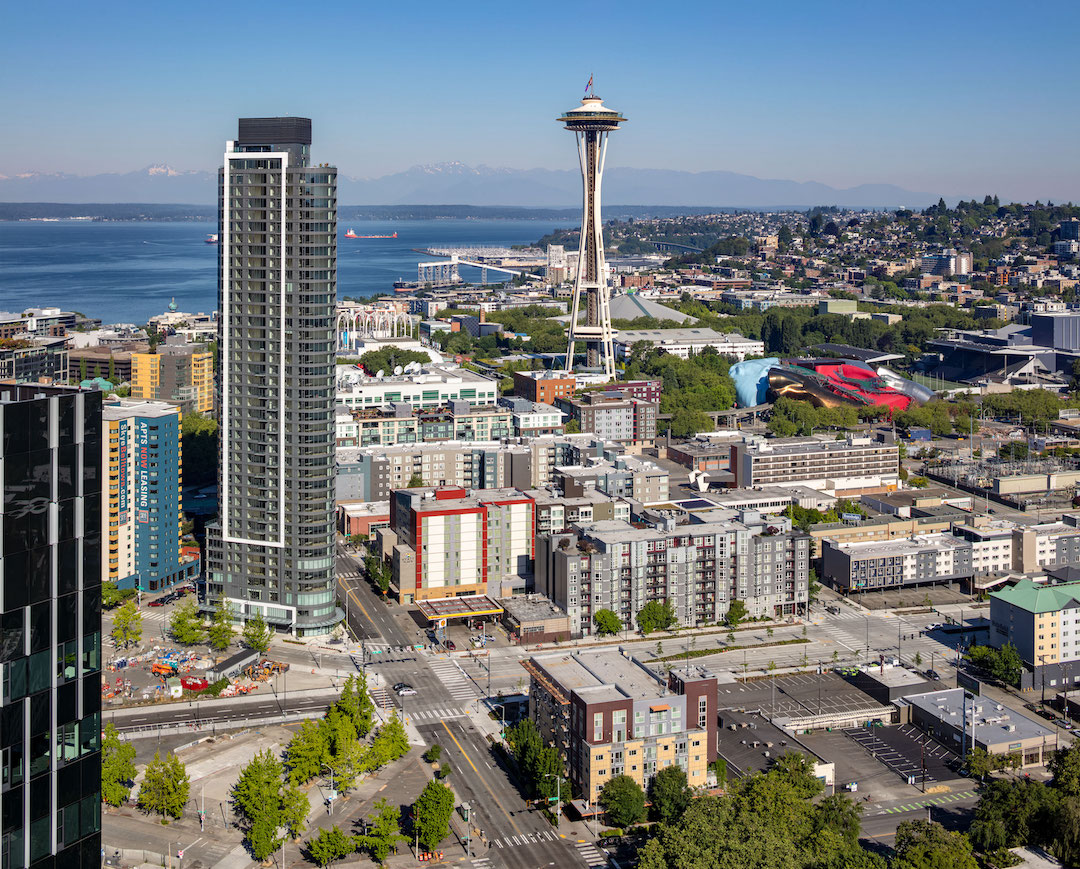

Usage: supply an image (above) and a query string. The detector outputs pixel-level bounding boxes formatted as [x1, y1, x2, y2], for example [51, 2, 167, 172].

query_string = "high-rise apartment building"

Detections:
[205, 117, 340, 636]
[130, 341, 214, 415]
[102, 399, 200, 593]
[0, 384, 103, 869]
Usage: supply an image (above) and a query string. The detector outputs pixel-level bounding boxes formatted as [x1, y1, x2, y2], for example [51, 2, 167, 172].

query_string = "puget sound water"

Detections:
[0, 218, 574, 325]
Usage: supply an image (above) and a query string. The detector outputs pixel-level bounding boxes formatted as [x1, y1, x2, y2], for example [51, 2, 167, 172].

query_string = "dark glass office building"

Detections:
[1, 384, 103, 869]
[204, 117, 341, 635]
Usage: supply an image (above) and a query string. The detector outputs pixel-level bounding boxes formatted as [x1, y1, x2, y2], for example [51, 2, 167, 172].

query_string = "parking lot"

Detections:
[844, 723, 961, 786]
[718, 672, 884, 719]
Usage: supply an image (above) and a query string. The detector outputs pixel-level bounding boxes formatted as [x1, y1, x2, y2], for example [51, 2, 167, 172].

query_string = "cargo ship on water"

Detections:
[344, 229, 398, 239]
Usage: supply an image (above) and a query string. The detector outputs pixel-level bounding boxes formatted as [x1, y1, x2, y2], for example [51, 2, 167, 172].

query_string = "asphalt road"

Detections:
[860, 792, 979, 845]
[104, 693, 332, 728]
[417, 717, 581, 869]
[335, 543, 415, 647]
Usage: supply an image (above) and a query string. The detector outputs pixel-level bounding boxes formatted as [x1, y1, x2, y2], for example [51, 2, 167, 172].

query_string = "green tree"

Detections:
[102, 583, 135, 609]
[138, 751, 190, 820]
[207, 596, 234, 651]
[599, 774, 646, 828]
[369, 712, 410, 768]
[413, 780, 455, 853]
[649, 764, 691, 825]
[111, 600, 143, 649]
[407, 472, 424, 488]
[232, 750, 303, 860]
[286, 719, 329, 786]
[1051, 743, 1080, 797]
[324, 708, 369, 790]
[241, 610, 274, 654]
[168, 600, 207, 645]
[564, 418, 581, 434]
[593, 608, 622, 636]
[335, 672, 375, 739]
[423, 745, 442, 764]
[281, 781, 310, 840]
[995, 642, 1024, 685]
[101, 722, 137, 806]
[724, 599, 748, 628]
[307, 825, 355, 868]
[966, 746, 994, 780]
[636, 600, 677, 635]
[891, 820, 977, 869]
[969, 778, 1058, 853]
[356, 797, 408, 865]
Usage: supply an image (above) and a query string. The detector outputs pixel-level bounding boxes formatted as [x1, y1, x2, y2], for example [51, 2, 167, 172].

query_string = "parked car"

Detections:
[396, 684, 417, 697]
[926, 669, 941, 680]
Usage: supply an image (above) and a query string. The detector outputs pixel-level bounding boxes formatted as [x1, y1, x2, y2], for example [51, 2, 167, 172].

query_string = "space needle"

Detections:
[560, 84, 626, 379]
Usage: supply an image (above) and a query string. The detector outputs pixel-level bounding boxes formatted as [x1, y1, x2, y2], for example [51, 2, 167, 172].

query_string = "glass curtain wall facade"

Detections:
[0, 384, 103, 869]
[205, 117, 341, 635]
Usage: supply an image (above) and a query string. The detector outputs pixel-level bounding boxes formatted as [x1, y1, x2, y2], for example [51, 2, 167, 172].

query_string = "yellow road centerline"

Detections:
[441, 721, 521, 835]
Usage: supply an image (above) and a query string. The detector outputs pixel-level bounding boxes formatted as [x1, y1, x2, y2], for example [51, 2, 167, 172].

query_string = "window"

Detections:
[699, 696, 708, 729]
[593, 711, 603, 742]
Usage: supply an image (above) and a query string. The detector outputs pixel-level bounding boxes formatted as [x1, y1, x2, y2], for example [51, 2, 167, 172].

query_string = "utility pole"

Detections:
[921, 738, 926, 793]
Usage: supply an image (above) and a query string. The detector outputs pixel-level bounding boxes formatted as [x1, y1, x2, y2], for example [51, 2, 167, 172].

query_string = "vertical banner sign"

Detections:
[117, 419, 129, 523]
[137, 421, 150, 524]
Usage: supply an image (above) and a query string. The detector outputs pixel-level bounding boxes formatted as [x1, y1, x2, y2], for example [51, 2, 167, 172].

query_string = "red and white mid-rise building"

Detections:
[389, 487, 536, 603]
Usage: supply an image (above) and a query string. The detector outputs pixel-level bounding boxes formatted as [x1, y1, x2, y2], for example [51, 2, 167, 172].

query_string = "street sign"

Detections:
[548, 797, 559, 803]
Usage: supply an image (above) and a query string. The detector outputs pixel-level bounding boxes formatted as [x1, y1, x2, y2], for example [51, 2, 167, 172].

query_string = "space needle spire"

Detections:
[560, 87, 625, 379]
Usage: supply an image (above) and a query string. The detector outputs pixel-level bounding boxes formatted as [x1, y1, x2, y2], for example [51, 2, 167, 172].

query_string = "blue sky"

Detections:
[2, 0, 1077, 200]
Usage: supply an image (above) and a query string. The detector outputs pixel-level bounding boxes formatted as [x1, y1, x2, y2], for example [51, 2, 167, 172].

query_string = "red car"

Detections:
[147, 598, 167, 607]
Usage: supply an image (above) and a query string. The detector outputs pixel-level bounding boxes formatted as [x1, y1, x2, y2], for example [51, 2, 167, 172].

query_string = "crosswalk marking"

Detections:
[576, 840, 607, 868]
[876, 791, 975, 814]
[490, 829, 562, 849]
[429, 659, 479, 702]
[470, 858, 492, 868]
[411, 708, 465, 721]
[368, 688, 393, 709]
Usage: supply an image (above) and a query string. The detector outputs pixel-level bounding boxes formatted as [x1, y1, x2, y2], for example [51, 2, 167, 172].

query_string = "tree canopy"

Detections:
[600, 774, 647, 829]
[637, 600, 677, 635]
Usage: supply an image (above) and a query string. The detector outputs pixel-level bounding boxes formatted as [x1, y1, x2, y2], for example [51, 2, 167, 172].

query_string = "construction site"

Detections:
[104, 646, 290, 704]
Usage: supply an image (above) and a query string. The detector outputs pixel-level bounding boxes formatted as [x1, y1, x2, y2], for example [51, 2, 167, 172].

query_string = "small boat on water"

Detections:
[205, 234, 218, 244]
[345, 229, 397, 239]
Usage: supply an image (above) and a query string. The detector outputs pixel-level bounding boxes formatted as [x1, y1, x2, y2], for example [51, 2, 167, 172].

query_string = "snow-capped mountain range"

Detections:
[0, 161, 936, 208]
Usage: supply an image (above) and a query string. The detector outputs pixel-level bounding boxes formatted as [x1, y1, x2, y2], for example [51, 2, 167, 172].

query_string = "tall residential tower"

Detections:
[561, 92, 626, 380]
[205, 117, 341, 636]
[0, 384, 103, 869]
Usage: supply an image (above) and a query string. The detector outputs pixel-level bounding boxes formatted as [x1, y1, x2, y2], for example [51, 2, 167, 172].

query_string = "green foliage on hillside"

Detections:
[622, 344, 736, 435]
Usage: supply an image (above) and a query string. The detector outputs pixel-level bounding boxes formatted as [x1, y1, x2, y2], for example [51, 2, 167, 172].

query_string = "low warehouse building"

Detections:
[898, 687, 1056, 768]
